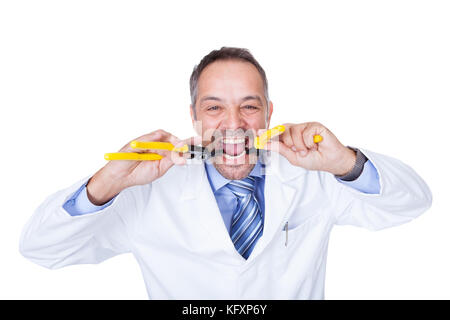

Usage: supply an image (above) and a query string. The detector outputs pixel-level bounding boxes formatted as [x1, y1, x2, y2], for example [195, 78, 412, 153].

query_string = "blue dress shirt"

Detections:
[62, 180, 115, 216]
[63, 158, 381, 231]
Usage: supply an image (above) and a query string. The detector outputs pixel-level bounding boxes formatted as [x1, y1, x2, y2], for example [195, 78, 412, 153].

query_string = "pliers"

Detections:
[103, 125, 321, 161]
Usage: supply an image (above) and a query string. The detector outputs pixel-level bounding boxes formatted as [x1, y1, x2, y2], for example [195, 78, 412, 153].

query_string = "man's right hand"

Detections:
[86, 130, 187, 206]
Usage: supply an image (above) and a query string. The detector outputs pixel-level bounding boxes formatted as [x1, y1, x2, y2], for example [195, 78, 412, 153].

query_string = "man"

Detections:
[20, 47, 432, 299]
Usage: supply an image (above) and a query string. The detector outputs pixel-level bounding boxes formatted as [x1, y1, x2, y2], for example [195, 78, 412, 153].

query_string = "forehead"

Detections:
[197, 60, 265, 100]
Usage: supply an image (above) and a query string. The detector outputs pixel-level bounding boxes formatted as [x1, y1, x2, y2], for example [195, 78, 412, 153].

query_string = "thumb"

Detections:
[170, 136, 202, 165]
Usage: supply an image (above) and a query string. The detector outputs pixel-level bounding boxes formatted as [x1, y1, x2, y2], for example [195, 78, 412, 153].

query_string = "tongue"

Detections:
[223, 143, 245, 156]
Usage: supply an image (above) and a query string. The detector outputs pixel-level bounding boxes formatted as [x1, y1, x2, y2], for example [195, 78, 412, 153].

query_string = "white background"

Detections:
[1, 0, 449, 299]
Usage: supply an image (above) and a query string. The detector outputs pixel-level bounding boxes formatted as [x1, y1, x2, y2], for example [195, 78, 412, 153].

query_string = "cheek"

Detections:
[245, 114, 267, 129]
[197, 112, 222, 125]
[195, 117, 222, 140]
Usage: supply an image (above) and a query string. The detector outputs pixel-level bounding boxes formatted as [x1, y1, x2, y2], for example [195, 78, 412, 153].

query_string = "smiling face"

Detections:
[191, 59, 273, 180]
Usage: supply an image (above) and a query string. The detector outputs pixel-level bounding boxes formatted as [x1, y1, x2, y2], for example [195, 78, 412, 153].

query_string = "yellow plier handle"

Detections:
[104, 142, 188, 161]
[254, 125, 285, 149]
[129, 141, 189, 153]
[104, 152, 164, 161]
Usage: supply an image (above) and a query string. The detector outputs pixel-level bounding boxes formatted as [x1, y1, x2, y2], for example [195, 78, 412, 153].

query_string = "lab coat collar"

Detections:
[181, 151, 305, 200]
[204, 158, 266, 193]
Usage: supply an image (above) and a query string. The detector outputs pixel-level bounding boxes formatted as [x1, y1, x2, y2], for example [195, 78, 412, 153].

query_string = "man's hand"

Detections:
[86, 129, 187, 205]
[265, 122, 356, 176]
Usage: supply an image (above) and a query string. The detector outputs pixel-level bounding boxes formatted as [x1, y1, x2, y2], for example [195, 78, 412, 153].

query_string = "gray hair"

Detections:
[189, 47, 270, 120]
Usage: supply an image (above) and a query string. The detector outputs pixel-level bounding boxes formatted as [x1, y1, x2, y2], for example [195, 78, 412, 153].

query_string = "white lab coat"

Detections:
[20, 149, 432, 299]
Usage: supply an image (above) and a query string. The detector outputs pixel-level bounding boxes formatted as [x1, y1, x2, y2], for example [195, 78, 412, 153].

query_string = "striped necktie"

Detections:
[226, 176, 263, 259]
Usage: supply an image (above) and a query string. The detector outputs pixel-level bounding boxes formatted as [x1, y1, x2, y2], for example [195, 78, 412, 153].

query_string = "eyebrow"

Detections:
[199, 96, 223, 104]
[199, 95, 263, 105]
[241, 95, 263, 105]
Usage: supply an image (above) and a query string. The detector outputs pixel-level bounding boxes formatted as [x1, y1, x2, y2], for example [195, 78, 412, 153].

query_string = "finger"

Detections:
[279, 125, 295, 148]
[135, 130, 183, 154]
[120, 130, 168, 152]
[136, 129, 181, 145]
[265, 140, 298, 163]
[155, 130, 182, 146]
[169, 141, 186, 165]
[158, 156, 177, 172]
[171, 153, 186, 165]
[135, 129, 168, 142]
[303, 123, 325, 150]
[289, 125, 308, 154]
[171, 136, 203, 165]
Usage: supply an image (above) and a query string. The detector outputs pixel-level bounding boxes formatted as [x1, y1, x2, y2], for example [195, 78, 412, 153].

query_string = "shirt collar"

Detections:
[204, 159, 265, 193]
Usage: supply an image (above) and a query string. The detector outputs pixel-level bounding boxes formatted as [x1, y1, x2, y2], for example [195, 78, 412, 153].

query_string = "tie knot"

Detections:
[226, 176, 256, 197]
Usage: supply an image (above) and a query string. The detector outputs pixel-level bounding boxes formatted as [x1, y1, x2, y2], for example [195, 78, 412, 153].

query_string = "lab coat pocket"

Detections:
[263, 211, 331, 298]
[271, 210, 331, 272]
[279, 211, 327, 248]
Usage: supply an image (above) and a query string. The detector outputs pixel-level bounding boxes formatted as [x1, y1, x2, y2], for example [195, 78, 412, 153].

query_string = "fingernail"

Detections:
[291, 146, 297, 151]
[300, 150, 307, 157]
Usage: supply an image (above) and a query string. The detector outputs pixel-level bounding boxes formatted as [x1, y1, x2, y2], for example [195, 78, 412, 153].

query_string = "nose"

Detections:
[221, 107, 246, 130]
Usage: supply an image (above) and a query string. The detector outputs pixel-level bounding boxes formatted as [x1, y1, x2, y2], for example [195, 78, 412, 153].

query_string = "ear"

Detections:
[266, 100, 274, 128]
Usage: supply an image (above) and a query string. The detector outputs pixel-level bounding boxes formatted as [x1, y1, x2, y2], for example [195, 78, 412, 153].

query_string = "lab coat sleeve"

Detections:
[325, 149, 432, 230]
[19, 175, 149, 269]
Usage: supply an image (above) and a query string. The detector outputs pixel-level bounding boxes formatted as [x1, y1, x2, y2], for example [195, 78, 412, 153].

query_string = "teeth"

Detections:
[224, 149, 246, 159]
[223, 138, 245, 144]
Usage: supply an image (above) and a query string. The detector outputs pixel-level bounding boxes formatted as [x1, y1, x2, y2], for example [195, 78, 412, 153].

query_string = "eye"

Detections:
[243, 105, 259, 110]
[207, 105, 220, 111]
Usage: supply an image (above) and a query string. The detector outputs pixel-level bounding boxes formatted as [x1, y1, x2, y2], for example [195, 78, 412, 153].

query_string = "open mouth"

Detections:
[221, 136, 250, 159]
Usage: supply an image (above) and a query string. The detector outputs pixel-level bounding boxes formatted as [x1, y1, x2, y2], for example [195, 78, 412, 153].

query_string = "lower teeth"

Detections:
[224, 150, 246, 159]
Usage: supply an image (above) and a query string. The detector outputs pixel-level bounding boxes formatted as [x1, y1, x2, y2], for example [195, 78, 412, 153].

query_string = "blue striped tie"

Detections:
[226, 176, 263, 259]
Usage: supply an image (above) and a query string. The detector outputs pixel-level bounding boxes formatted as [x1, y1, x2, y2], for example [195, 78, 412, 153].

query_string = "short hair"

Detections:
[189, 47, 269, 117]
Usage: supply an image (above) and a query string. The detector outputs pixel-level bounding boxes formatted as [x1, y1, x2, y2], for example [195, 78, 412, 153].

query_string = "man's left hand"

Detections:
[265, 122, 357, 176]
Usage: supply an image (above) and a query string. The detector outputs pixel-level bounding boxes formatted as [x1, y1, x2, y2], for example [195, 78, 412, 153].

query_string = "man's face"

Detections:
[191, 60, 273, 180]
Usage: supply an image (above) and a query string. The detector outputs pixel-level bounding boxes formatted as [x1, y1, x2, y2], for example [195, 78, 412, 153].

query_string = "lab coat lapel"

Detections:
[248, 153, 306, 260]
[180, 159, 241, 259]
[179, 154, 307, 263]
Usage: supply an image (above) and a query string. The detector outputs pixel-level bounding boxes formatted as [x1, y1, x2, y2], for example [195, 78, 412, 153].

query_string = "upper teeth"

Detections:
[223, 138, 245, 144]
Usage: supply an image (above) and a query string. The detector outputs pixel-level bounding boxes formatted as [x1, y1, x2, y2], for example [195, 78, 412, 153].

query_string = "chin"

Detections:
[212, 153, 258, 180]
[214, 163, 255, 180]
